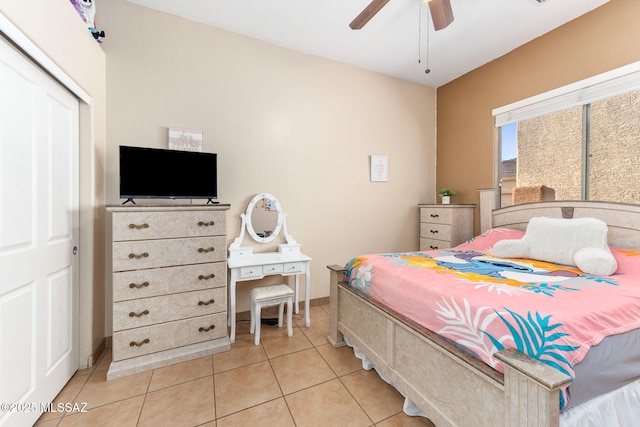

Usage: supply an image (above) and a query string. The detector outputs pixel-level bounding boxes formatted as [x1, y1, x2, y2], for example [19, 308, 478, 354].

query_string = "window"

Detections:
[495, 62, 640, 207]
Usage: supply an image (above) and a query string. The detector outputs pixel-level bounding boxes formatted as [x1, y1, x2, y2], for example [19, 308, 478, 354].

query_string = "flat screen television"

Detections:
[119, 145, 218, 204]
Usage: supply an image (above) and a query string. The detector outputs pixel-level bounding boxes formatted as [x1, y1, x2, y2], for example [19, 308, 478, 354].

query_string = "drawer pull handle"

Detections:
[198, 247, 215, 253]
[430, 214, 439, 218]
[199, 325, 216, 332]
[198, 221, 215, 227]
[129, 309, 149, 318]
[430, 245, 439, 250]
[198, 274, 215, 280]
[129, 281, 150, 289]
[129, 223, 149, 229]
[130, 338, 150, 347]
[430, 230, 439, 234]
[129, 252, 149, 259]
[198, 299, 215, 306]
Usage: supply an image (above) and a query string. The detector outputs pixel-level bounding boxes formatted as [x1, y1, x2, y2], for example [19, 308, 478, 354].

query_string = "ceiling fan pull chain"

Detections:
[418, 0, 422, 64]
[425, 2, 431, 74]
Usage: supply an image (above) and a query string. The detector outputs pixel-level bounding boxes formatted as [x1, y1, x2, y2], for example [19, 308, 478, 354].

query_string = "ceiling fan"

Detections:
[350, 0, 454, 31]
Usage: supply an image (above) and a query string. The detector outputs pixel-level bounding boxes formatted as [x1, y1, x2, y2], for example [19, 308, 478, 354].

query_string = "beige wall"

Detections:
[0, 2, 106, 367]
[436, 0, 640, 233]
[99, 0, 436, 330]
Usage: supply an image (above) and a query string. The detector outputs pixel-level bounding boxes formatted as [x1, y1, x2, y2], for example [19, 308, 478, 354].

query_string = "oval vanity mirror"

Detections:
[245, 193, 283, 244]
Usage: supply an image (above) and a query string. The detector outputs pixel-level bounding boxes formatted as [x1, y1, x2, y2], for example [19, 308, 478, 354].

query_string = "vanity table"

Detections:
[227, 194, 311, 343]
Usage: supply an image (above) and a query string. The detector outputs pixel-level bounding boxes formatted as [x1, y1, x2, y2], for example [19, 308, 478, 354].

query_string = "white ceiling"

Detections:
[125, 0, 609, 88]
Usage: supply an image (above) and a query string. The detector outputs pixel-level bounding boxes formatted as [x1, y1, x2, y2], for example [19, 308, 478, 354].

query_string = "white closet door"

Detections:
[0, 36, 79, 427]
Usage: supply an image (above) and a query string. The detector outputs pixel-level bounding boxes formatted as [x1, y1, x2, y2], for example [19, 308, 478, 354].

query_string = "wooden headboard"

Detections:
[490, 200, 640, 250]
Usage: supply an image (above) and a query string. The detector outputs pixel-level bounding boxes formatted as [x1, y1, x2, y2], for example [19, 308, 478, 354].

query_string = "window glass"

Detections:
[589, 90, 640, 203]
[498, 88, 640, 207]
[499, 123, 516, 207]
[517, 106, 583, 201]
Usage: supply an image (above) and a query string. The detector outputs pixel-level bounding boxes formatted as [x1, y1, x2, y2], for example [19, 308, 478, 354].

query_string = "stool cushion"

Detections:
[250, 284, 294, 302]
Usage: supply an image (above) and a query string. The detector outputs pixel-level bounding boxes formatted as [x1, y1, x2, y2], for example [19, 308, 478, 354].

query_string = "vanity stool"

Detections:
[249, 284, 294, 346]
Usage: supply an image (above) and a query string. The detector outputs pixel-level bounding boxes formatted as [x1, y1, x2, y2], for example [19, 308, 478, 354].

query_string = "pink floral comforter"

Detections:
[343, 228, 640, 409]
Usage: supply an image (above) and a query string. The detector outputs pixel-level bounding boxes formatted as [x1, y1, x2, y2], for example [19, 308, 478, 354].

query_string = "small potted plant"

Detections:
[437, 188, 456, 204]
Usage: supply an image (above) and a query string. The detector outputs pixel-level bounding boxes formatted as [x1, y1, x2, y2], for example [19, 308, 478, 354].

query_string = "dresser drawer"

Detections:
[113, 262, 226, 302]
[113, 210, 225, 241]
[420, 223, 452, 241]
[112, 312, 227, 361]
[113, 236, 225, 271]
[113, 287, 226, 331]
[420, 208, 452, 225]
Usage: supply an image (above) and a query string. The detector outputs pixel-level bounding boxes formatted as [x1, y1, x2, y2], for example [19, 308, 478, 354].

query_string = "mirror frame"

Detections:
[245, 193, 283, 244]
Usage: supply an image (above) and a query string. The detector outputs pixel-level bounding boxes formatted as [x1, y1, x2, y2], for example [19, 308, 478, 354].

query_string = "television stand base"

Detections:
[206, 199, 219, 205]
[122, 198, 136, 205]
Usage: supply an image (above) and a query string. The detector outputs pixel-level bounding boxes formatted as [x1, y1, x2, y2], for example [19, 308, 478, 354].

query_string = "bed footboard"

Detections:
[327, 265, 572, 427]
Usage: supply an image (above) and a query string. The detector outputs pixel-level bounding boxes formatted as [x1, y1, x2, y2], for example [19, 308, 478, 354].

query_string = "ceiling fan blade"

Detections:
[428, 0, 454, 31]
[349, 0, 391, 30]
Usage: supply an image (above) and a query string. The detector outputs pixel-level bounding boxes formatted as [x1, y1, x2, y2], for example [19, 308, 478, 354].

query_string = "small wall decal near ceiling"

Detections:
[69, 0, 105, 43]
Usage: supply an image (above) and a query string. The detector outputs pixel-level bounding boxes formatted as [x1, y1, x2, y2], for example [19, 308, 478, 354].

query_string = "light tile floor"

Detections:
[35, 304, 435, 427]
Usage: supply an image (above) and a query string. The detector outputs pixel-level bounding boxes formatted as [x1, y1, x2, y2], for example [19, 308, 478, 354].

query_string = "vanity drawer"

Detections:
[113, 236, 225, 271]
[420, 208, 452, 225]
[284, 262, 304, 274]
[113, 287, 226, 331]
[112, 312, 227, 361]
[240, 266, 263, 279]
[113, 262, 226, 302]
[263, 264, 284, 275]
[420, 223, 452, 241]
[113, 211, 225, 241]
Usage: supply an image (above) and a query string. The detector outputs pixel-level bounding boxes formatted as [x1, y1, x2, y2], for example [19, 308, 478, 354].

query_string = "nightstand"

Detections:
[418, 204, 475, 250]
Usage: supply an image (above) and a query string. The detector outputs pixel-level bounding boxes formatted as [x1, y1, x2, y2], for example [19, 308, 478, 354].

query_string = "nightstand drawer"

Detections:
[113, 211, 225, 241]
[113, 287, 226, 331]
[420, 238, 449, 251]
[420, 223, 451, 241]
[113, 236, 225, 271]
[420, 208, 452, 225]
[112, 312, 227, 361]
[113, 262, 226, 302]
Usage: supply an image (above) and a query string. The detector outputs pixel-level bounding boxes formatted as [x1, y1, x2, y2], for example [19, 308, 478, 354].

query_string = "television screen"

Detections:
[119, 145, 217, 202]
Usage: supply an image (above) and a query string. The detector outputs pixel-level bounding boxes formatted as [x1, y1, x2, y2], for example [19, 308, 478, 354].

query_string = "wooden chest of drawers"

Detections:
[106, 205, 230, 380]
[418, 204, 475, 250]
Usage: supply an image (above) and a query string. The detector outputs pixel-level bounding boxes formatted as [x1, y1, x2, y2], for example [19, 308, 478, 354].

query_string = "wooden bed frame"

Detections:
[327, 196, 640, 427]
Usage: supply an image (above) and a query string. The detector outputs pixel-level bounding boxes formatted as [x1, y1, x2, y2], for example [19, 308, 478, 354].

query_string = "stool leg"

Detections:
[250, 299, 255, 334]
[254, 303, 261, 346]
[286, 298, 293, 337]
[278, 302, 284, 328]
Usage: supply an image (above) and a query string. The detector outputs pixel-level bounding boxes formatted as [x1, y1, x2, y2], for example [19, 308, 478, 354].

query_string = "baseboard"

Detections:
[86, 337, 108, 369]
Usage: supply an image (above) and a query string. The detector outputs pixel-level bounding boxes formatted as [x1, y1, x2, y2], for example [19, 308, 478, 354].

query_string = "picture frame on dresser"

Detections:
[106, 204, 231, 380]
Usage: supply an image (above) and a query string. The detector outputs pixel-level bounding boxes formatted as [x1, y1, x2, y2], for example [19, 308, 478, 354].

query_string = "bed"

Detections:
[327, 198, 640, 427]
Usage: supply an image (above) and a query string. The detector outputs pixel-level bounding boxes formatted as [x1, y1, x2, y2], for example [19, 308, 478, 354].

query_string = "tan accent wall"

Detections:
[0, 1, 107, 367]
[99, 0, 437, 331]
[436, 0, 640, 233]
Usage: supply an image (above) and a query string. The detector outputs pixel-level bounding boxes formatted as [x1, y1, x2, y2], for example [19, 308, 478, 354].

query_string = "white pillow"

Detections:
[490, 217, 617, 276]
